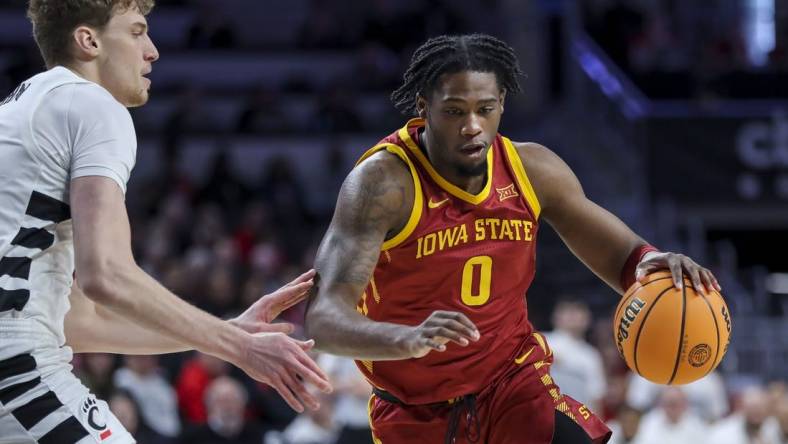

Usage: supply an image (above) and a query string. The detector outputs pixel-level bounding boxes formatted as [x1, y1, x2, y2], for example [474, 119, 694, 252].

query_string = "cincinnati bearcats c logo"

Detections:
[82, 398, 106, 430]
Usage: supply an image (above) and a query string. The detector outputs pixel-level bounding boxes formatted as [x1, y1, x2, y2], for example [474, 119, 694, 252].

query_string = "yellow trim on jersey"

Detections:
[370, 276, 381, 303]
[502, 137, 541, 219]
[368, 394, 383, 444]
[397, 119, 493, 205]
[533, 332, 552, 357]
[356, 143, 423, 251]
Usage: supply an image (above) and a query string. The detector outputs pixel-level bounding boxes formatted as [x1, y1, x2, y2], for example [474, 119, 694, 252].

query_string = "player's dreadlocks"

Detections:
[391, 34, 524, 115]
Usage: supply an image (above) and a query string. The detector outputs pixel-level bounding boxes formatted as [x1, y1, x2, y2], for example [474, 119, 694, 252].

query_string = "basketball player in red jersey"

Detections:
[306, 34, 721, 443]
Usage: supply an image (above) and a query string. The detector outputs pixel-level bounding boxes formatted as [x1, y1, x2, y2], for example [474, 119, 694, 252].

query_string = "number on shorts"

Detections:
[578, 405, 591, 420]
[461, 255, 492, 306]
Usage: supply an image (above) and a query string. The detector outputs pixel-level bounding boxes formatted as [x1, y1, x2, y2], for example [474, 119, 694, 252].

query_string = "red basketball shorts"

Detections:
[367, 333, 612, 444]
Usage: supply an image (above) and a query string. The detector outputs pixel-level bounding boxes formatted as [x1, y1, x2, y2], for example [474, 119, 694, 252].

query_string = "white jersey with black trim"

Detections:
[0, 66, 136, 347]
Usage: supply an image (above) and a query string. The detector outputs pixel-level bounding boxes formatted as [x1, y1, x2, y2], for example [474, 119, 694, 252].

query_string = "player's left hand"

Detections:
[635, 252, 721, 294]
[230, 269, 316, 334]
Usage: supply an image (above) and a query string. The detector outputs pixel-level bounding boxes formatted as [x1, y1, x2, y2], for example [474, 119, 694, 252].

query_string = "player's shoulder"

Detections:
[509, 141, 574, 181]
[66, 82, 126, 114]
[508, 141, 583, 210]
[340, 148, 414, 228]
[352, 148, 413, 188]
[37, 70, 128, 120]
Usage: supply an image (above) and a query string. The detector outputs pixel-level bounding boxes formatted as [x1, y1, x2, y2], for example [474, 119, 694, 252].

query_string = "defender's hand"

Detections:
[235, 332, 332, 412]
[635, 252, 721, 294]
[402, 310, 480, 359]
[230, 269, 316, 334]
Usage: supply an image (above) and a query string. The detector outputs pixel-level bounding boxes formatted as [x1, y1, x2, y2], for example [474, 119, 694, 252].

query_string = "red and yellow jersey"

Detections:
[354, 118, 542, 404]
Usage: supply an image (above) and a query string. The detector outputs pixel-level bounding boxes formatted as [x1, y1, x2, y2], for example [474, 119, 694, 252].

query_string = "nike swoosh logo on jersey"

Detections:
[514, 346, 536, 364]
[428, 197, 450, 209]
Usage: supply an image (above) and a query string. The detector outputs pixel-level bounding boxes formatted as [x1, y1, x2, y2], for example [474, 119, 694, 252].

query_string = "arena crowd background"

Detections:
[1, 0, 786, 442]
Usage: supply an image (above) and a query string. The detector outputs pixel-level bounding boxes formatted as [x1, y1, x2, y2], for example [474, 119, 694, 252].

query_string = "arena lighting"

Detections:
[571, 35, 648, 120]
[765, 273, 788, 294]
[744, 0, 776, 66]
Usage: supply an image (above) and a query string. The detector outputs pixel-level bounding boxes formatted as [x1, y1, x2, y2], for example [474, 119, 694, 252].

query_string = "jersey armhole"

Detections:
[356, 143, 423, 251]
[502, 137, 542, 220]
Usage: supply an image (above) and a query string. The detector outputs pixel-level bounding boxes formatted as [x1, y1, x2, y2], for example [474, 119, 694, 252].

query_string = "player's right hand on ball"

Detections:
[235, 332, 332, 412]
[405, 310, 480, 358]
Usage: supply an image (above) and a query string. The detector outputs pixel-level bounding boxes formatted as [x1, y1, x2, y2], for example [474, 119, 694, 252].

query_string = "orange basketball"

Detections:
[613, 270, 731, 385]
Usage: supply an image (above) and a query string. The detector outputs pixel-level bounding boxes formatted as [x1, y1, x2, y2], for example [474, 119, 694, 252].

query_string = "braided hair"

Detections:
[391, 34, 524, 115]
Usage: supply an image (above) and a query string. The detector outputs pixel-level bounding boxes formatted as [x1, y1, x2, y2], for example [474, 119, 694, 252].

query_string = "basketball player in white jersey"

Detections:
[0, 1, 331, 442]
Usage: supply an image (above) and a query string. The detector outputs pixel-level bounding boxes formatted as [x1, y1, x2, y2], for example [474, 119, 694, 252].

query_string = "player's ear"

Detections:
[72, 25, 100, 61]
[499, 89, 506, 114]
[416, 94, 428, 119]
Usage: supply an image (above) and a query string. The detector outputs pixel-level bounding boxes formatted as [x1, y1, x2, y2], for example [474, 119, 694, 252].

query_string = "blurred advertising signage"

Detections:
[646, 110, 788, 203]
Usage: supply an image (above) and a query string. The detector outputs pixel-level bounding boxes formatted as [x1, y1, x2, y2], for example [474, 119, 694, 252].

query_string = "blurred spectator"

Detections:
[775, 394, 788, 443]
[312, 83, 363, 133]
[109, 390, 140, 436]
[627, 6, 687, 74]
[239, 273, 269, 309]
[163, 86, 205, 147]
[544, 298, 606, 411]
[709, 385, 781, 444]
[257, 156, 314, 259]
[109, 389, 161, 443]
[180, 376, 264, 444]
[199, 150, 250, 216]
[360, 0, 426, 54]
[627, 371, 729, 422]
[107, 391, 140, 438]
[298, 0, 351, 50]
[590, 315, 629, 379]
[767, 378, 788, 408]
[75, 353, 118, 401]
[177, 352, 230, 424]
[186, 203, 229, 269]
[353, 43, 400, 92]
[600, 373, 630, 422]
[187, 1, 237, 49]
[237, 85, 291, 133]
[233, 202, 274, 264]
[265, 385, 338, 444]
[607, 404, 642, 444]
[632, 387, 706, 444]
[312, 139, 349, 217]
[246, 380, 300, 432]
[114, 355, 181, 442]
[318, 354, 372, 444]
[249, 239, 288, 278]
[201, 266, 239, 316]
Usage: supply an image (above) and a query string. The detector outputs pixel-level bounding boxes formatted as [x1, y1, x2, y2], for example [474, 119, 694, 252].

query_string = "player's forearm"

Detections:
[305, 286, 414, 360]
[65, 284, 189, 354]
[549, 202, 645, 294]
[78, 263, 247, 362]
[67, 310, 189, 354]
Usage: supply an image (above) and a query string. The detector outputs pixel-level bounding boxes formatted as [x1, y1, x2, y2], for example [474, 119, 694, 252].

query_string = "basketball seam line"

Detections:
[698, 292, 721, 378]
[615, 275, 674, 324]
[632, 284, 677, 379]
[667, 281, 688, 385]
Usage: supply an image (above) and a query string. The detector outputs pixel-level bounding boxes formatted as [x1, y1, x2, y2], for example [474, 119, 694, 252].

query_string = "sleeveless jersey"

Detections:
[354, 118, 542, 404]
